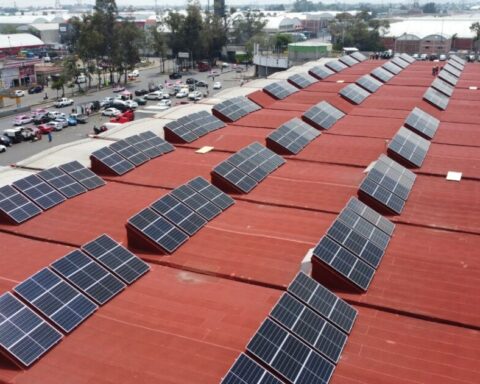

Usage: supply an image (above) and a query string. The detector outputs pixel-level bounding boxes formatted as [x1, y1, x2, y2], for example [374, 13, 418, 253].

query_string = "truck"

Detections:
[54, 98, 74, 108]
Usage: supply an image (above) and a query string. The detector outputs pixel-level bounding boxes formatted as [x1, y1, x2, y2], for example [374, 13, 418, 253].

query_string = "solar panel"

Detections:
[81, 234, 150, 284]
[226, 146, 279, 182]
[359, 177, 405, 214]
[404, 107, 439, 139]
[151, 193, 207, 235]
[59, 161, 106, 190]
[270, 293, 348, 363]
[313, 236, 375, 291]
[325, 60, 348, 73]
[287, 73, 317, 89]
[37, 167, 87, 199]
[213, 162, 258, 193]
[443, 63, 462, 78]
[446, 59, 464, 71]
[423, 87, 449, 110]
[0, 185, 42, 224]
[308, 65, 335, 80]
[186, 176, 235, 211]
[388, 126, 431, 167]
[12, 174, 66, 210]
[382, 61, 402, 75]
[326, 220, 385, 269]
[127, 207, 189, 253]
[138, 131, 175, 155]
[370, 67, 394, 83]
[349, 51, 367, 62]
[213, 96, 261, 122]
[14, 268, 97, 333]
[346, 197, 395, 236]
[449, 54, 465, 66]
[438, 69, 459, 86]
[263, 81, 299, 100]
[221, 353, 284, 384]
[0, 292, 63, 367]
[247, 318, 335, 384]
[51, 250, 126, 305]
[431, 77, 454, 97]
[339, 83, 370, 104]
[338, 54, 359, 67]
[303, 101, 345, 130]
[110, 139, 149, 166]
[170, 184, 222, 221]
[391, 56, 409, 69]
[124, 132, 174, 158]
[337, 208, 391, 251]
[399, 53, 415, 64]
[368, 159, 415, 200]
[164, 111, 226, 143]
[90, 147, 135, 176]
[288, 272, 357, 334]
[267, 117, 320, 154]
[356, 74, 383, 93]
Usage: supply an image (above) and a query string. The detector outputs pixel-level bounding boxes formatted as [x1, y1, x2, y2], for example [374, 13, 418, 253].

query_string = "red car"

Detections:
[37, 123, 55, 133]
[110, 109, 134, 123]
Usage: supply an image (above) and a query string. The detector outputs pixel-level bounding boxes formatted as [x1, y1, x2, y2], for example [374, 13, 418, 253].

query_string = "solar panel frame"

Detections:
[449, 55, 466, 66]
[303, 101, 345, 130]
[221, 353, 284, 384]
[287, 73, 317, 89]
[446, 59, 464, 71]
[267, 117, 320, 154]
[443, 64, 462, 78]
[423, 87, 449, 110]
[349, 51, 367, 62]
[137, 131, 175, 155]
[438, 69, 459, 86]
[59, 161, 106, 190]
[12, 174, 66, 210]
[356, 74, 383, 93]
[313, 236, 376, 291]
[325, 60, 348, 73]
[399, 53, 416, 64]
[186, 176, 235, 211]
[109, 139, 150, 166]
[170, 184, 222, 221]
[382, 61, 402, 75]
[287, 272, 357, 334]
[346, 197, 395, 236]
[37, 167, 87, 199]
[370, 67, 395, 83]
[431, 77, 454, 97]
[388, 126, 431, 167]
[246, 318, 335, 384]
[50, 250, 126, 305]
[391, 56, 409, 69]
[90, 146, 135, 176]
[213, 161, 258, 193]
[263, 81, 300, 100]
[124, 133, 170, 158]
[368, 161, 415, 200]
[0, 184, 42, 224]
[308, 65, 335, 80]
[14, 268, 98, 333]
[339, 83, 370, 104]
[0, 292, 63, 367]
[269, 293, 348, 364]
[338, 54, 359, 67]
[81, 234, 150, 284]
[213, 96, 261, 122]
[359, 177, 405, 214]
[164, 111, 226, 143]
[404, 107, 439, 139]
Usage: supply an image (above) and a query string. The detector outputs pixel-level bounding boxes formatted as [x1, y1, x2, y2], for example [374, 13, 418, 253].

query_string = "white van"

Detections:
[76, 74, 87, 84]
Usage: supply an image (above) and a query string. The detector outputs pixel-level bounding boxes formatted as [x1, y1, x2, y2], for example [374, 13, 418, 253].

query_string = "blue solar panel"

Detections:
[170, 184, 222, 221]
[186, 176, 235, 211]
[90, 147, 135, 176]
[222, 353, 284, 384]
[0, 184, 42, 224]
[59, 161, 106, 190]
[12, 174, 66, 210]
[38, 167, 87, 199]
[345, 197, 395, 236]
[14, 268, 97, 333]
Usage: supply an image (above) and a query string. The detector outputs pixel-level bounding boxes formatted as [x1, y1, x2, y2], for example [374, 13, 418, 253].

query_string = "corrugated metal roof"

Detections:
[0, 33, 44, 49]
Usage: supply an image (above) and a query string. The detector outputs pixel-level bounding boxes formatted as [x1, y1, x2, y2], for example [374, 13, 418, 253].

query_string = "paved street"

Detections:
[0, 61, 251, 166]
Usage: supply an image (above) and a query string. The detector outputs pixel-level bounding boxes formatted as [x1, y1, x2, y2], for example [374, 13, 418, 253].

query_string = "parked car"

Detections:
[76, 74, 87, 84]
[0, 135, 12, 147]
[0, 144, 6, 153]
[100, 97, 114, 108]
[112, 85, 125, 92]
[133, 97, 147, 105]
[148, 84, 161, 92]
[102, 108, 121, 117]
[28, 84, 44, 94]
[38, 121, 61, 133]
[14, 90, 25, 97]
[110, 109, 134, 123]
[176, 89, 188, 98]
[54, 98, 74, 108]
[70, 113, 88, 124]
[439, 54, 447, 61]
[13, 115, 33, 126]
[186, 78, 198, 85]
[31, 108, 48, 117]
[221, 62, 229, 68]
[124, 100, 138, 109]
[157, 99, 172, 107]
[145, 91, 164, 100]
[33, 113, 51, 125]
[188, 91, 202, 101]
[128, 69, 139, 78]
[420, 53, 428, 61]
[55, 118, 69, 128]
[213, 81, 222, 90]
[196, 81, 208, 88]
[48, 111, 66, 120]
[169, 72, 182, 80]
[135, 88, 148, 96]
[3, 127, 38, 143]
[67, 116, 78, 126]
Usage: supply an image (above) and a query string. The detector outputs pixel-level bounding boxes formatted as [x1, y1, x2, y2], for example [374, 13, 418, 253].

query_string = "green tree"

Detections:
[181, 1, 204, 61]
[470, 22, 480, 53]
[148, 24, 169, 73]
[165, 11, 186, 57]
[422, 2, 437, 14]
[51, 75, 66, 98]
[62, 55, 81, 93]
[231, 11, 266, 45]
[272, 34, 292, 53]
[94, 0, 119, 84]
[203, 13, 227, 64]
[114, 21, 144, 83]
[293, 0, 316, 12]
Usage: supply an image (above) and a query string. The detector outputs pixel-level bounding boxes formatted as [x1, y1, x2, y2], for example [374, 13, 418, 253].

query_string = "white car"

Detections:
[13, 115, 33, 126]
[55, 118, 69, 128]
[48, 111, 66, 120]
[188, 91, 202, 101]
[156, 100, 172, 110]
[176, 89, 188, 98]
[54, 97, 74, 108]
[124, 100, 138, 109]
[213, 81, 222, 90]
[100, 97, 114, 107]
[145, 91, 163, 100]
[14, 90, 25, 97]
[0, 144, 6, 153]
[128, 69, 139, 78]
[102, 108, 121, 117]
[45, 121, 63, 131]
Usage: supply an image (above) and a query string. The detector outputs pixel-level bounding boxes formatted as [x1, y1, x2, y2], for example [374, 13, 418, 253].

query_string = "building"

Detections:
[288, 40, 332, 64]
[0, 53, 479, 384]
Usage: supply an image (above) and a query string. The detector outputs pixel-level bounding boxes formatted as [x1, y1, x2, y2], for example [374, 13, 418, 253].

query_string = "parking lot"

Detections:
[0, 63, 251, 166]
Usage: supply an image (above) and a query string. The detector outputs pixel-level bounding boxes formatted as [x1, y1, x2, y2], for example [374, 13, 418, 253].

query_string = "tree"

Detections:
[165, 11, 186, 57]
[148, 24, 169, 73]
[181, 1, 204, 61]
[422, 2, 437, 14]
[470, 22, 480, 53]
[272, 34, 292, 53]
[62, 55, 81, 93]
[203, 13, 227, 64]
[114, 21, 144, 83]
[293, 0, 316, 12]
[230, 12, 266, 45]
[94, 0, 119, 84]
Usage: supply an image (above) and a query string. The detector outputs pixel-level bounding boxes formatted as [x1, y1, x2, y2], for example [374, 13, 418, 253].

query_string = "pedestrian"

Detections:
[47, 132, 52, 142]
[432, 66, 436, 76]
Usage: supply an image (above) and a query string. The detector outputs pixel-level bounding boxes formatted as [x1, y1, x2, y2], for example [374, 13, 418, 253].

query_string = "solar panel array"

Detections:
[303, 101, 345, 130]
[110, 139, 150, 166]
[287, 73, 317, 89]
[359, 155, 417, 214]
[399, 53, 415, 64]
[12, 174, 66, 210]
[446, 59, 464, 72]
[349, 51, 367, 62]
[404, 107, 440, 139]
[356, 74, 383, 93]
[339, 83, 370, 104]
[391, 56, 409, 69]
[0, 292, 63, 366]
[370, 67, 395, 83]
[338, 55, 359, 67]
[14, 268, 98, 333]
[346, 197, 395, 235]
[308, 65, 335, 80]
[212, 96, 261, 122]
[431, 77, 454, 97]
[444, 63, 462, 78]
[38, 167, 87, 199]
[423, 87, 449, 110]
[124, 132, 174, 158]
[0, 185, 42, 224]
[382, 61, 402, 75]
[91, 146, 136, 176]
[438, 69, 459, 86]
[59, 161, 106, 190]
[263, 81, 299, 100]
[388, 127, 431, 167]
[164, 111, 226, 143]
[221, 354, 284, 384]
[267, 117, 321, 154]
[212, 142, 285, 193]
[325, 60, 348, 73]
[449, 54, 466, 66]
[247, 318, 335, 384]
[128, 177, 234, 253]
